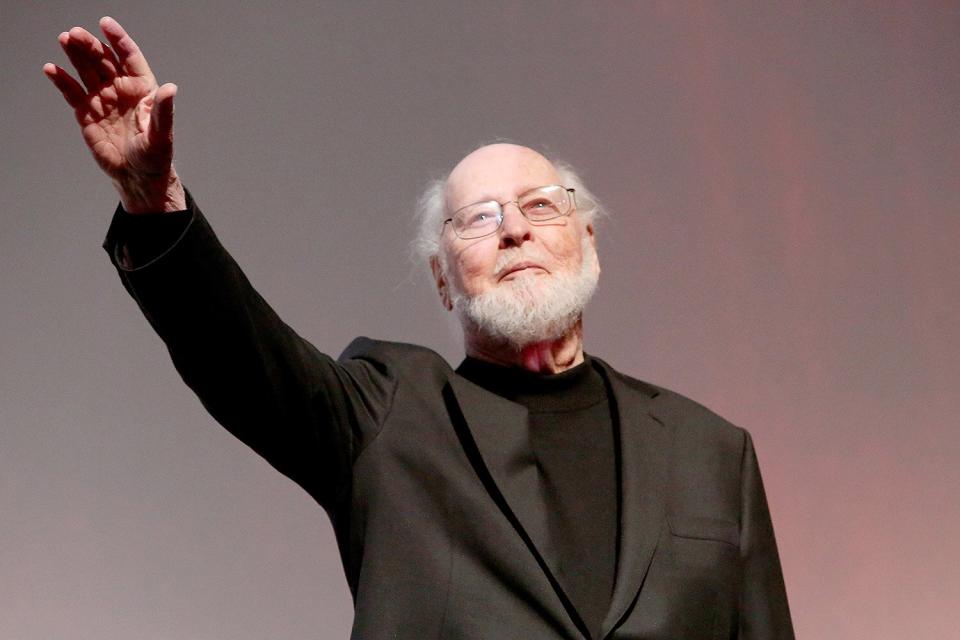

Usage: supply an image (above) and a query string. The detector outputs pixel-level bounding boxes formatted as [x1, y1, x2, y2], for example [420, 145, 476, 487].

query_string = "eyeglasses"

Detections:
[443, 185, 577, 240]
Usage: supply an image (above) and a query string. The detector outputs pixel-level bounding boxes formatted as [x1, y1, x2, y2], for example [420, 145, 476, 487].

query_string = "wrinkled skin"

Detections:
[44, 16, 184, 212]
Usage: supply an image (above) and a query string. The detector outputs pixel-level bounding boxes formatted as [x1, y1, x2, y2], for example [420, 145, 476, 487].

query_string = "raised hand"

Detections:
[43, 16, 185, 212]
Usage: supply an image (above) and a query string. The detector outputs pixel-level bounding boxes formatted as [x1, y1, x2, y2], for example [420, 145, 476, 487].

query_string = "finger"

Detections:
[42, 62, 87, 110]
[57, 27, 100, 92]
[59, 28, 114, 92]
[86, 32, 122, 80]
[99, 16, 154, 80]
[148, 83, 177, 150]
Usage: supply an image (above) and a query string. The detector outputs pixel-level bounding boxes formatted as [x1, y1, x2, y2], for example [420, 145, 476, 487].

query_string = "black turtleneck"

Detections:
[456, 355, 618, 639]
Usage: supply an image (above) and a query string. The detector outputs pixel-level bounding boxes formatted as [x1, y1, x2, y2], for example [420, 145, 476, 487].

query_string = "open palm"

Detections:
[44, 17, 177, 187]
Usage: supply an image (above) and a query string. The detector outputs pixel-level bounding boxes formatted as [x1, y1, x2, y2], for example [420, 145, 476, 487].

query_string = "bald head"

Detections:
[444, 144, 562, 215]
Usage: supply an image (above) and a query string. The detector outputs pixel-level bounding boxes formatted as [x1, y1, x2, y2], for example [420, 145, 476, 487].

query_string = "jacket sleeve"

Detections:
[738, 430, 795, 639]
[102, 191, 396, 516]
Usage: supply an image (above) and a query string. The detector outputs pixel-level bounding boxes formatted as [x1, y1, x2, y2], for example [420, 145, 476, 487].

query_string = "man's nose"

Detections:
[498, 202, 532, 247]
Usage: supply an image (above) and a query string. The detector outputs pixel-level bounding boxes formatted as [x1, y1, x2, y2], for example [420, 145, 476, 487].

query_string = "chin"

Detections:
[451, 236, 599, 349]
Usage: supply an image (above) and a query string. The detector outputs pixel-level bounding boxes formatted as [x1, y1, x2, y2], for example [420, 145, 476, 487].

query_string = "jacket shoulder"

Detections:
[603, 364, 752, 523]
[338, 337, 453, 384]
[654, 385, 742, 432]
[599, 359, 747, 447]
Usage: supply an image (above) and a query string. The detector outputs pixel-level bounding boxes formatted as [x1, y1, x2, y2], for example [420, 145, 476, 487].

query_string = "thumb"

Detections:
[149, 82, 177, 148]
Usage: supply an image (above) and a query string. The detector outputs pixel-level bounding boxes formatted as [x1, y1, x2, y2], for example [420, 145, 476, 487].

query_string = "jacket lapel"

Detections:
[445, 359, 672, 640]
[594, 359, 672, 638]
[446, 375, 588, 639]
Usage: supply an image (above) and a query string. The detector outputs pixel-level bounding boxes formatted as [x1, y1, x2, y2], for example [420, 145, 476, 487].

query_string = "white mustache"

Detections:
[494, 249, 546, 276]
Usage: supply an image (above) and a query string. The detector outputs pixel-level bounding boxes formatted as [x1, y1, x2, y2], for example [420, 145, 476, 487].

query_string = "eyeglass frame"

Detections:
[442, 185, 577, 240]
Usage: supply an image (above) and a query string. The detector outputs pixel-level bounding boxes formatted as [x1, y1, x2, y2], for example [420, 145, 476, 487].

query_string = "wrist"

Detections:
[114, 168, 186, 213]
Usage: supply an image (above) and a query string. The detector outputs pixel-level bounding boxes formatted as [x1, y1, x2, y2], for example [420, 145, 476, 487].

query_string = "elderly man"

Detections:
[45, 17, 794, 640]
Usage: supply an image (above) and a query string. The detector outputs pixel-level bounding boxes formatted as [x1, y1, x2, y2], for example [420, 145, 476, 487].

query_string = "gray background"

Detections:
[3, 1, 958, 638]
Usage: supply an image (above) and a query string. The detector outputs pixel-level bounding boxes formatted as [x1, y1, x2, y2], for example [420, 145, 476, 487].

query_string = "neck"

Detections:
[464, 318, 585, 374]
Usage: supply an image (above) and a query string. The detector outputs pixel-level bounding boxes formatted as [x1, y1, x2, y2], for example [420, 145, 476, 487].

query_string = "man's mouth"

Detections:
[499, 262, 546, 281]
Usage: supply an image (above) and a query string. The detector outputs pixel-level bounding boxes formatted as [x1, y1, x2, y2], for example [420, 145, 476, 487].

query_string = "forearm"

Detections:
[113, 166, 186, 214]
[104, 193, 361, 509]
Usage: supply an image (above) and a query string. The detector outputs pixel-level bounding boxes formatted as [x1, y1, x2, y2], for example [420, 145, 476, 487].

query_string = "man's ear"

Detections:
[430, 255, 453, 311]
[585, 223, 601, 274]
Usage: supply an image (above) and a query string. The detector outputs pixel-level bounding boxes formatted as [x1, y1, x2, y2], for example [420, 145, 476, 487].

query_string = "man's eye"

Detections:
[464, 211, 496, 228]
[523, 199, 557, 215]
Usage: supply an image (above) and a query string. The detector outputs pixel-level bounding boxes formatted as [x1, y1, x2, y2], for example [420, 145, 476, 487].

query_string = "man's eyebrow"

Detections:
[450, 194, 497, 211]
[455, 184, 548, 209]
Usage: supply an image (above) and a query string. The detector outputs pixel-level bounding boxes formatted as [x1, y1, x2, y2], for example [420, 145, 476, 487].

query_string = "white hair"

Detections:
[411, 151, 607, 270]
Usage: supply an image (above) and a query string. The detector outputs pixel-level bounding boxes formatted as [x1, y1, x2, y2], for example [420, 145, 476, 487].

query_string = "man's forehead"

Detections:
[445, 144, 560, 208]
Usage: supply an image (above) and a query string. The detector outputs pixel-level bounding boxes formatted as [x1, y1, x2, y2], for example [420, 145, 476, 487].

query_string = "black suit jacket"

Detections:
[105, 194, 794, 639]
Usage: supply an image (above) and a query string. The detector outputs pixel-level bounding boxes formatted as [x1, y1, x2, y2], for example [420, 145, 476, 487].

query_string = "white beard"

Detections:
[449, 236, 599, 349]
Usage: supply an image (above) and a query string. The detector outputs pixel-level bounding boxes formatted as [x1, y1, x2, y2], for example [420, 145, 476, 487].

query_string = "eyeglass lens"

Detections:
[452, 185, 571, 239]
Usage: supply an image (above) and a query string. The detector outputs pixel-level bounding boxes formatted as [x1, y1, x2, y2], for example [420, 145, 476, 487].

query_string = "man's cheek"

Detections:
[458, 259, 492, 288]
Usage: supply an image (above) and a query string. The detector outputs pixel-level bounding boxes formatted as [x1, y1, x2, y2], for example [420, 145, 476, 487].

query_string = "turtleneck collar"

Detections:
[456, 354, 607, 413]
